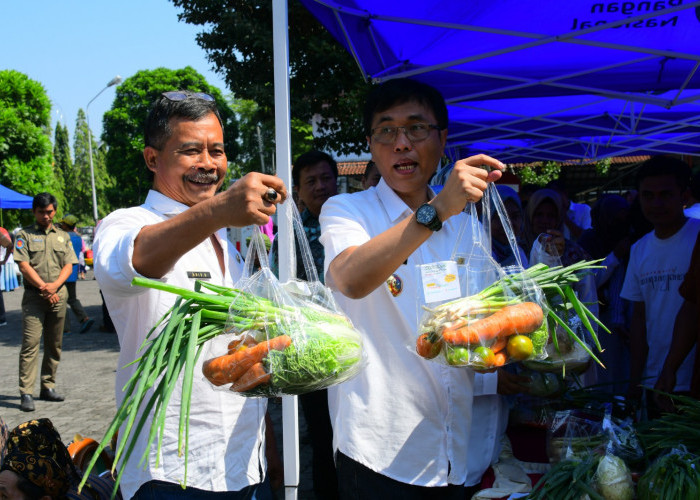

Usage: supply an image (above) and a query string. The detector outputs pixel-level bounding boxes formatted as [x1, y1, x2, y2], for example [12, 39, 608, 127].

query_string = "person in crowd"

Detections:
[319, 78, 503, 498]
[517, 183, 539, 211]
[94, 90, 287, 499]
[0, 229, 12, 327]
[578, 195, 632, 394]
[57, 215, 94, 334]
[362, 160, 382, 190]
[545, 180, 592, 240]
[0, 418, 121, 499]
[655, 231, 700, 410]
[621, 156, 700, 416]
[489, 184, 528, 268]
[684, 172, 700, 219]
[14, 193, 77, 412]
[269, 150, 339, 499]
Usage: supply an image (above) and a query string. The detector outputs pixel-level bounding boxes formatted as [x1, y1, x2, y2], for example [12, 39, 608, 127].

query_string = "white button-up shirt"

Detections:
[320, 179, 477, 487]
[94, 190, 266, 499]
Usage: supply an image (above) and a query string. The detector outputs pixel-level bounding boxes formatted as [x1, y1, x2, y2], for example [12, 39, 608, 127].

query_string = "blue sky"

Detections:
[2, 1, 228, 141]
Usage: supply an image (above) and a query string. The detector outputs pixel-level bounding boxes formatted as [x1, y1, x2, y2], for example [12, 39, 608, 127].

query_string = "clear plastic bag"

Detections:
[414, 184, 549, 369]
[201, 204, 366, 397]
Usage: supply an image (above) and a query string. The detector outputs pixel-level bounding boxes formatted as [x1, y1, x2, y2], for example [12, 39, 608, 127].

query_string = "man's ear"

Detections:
[143, 146, 158, 173]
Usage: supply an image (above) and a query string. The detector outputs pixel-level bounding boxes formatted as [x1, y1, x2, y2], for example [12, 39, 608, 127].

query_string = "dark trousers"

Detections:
[132, 477, 273, 500]
[336, 452, 479, 500]
[0, 289, 5, 323]
[300, 389, 338, 499]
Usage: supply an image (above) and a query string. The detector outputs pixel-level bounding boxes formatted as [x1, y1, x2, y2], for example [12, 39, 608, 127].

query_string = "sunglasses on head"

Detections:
[162, 91, 215, 102]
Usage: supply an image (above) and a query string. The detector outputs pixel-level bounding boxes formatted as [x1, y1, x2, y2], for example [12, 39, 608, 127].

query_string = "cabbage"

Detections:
[596, 454, 634, 500]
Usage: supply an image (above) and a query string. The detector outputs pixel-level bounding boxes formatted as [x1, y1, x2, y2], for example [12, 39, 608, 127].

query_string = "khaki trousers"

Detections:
[19, 287, 67, 395]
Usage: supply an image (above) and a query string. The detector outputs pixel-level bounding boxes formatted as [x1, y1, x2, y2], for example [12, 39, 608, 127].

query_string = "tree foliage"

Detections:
[0, 70, 62, 228]
[71, 109, 113, 223]
[171, 0, 372, 160]
[229, 97, 313, 174]
[515, 161, 562, 186]
[101, 67, 238, 209]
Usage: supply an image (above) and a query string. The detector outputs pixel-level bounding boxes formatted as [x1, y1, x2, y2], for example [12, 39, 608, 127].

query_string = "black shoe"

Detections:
[20, 394, 35, 412]
[39, 388, 65, 402]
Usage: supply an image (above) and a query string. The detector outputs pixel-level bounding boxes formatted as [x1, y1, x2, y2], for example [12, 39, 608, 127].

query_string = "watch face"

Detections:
[416, 204, 435, 224]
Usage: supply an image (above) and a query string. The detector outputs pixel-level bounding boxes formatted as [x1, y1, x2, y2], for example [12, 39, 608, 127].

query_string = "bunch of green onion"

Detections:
[422, 260, 609, 367]
[78, 277, 360, 497]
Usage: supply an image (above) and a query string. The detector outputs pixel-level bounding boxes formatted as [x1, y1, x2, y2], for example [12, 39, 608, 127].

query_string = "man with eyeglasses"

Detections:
[319, 78, 504, 499]
[94, 90, 287, 499]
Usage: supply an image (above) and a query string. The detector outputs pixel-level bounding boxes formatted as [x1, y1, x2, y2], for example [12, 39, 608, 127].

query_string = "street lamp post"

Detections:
[86, 75, 122, 224]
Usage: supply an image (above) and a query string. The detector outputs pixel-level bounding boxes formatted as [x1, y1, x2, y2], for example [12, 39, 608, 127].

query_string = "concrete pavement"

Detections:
[0, 273, 315, 498]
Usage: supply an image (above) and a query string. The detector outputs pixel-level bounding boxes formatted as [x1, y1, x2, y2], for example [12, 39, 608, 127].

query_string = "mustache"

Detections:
[185, 171, 220, 184]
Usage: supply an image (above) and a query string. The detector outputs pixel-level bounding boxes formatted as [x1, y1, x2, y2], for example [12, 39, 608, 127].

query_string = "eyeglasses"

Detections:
[162, 91, 215, 102]
[370, 123, 442, 144]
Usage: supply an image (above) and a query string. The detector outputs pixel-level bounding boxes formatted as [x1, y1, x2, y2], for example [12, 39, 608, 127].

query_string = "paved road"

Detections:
[0, 272, 314, 498]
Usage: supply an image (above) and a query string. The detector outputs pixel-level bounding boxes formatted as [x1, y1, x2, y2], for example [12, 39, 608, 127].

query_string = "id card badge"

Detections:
[419, 260, 461, 305]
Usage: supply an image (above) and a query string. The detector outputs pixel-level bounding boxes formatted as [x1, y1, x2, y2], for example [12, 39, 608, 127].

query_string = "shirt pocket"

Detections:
[27, 238, 46, 255]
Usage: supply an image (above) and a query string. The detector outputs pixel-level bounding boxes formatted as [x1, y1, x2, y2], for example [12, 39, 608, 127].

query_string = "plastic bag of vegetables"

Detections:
[414, 186, 549, 369]
[637, 446, 700, 500]
[415, 185, 608, 371]
[201, 209, 365, 396]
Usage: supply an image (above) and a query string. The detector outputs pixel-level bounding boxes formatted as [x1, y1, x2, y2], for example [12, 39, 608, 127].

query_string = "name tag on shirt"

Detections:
[419, 261, 461, 304]
[187, 271, 212, 279]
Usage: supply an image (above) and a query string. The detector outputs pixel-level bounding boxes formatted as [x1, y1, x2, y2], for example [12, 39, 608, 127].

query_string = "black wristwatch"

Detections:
[416, 203, 442, 232]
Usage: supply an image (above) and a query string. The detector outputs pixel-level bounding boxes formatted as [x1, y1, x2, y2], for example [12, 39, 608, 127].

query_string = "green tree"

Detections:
[72, 109, 113, 222]
[516, 161, 562, 186]
[171, 0, 372, 158]
[230, 97, 313, 174]
[0, 70, 62, 228]
[53, 122, 71, 209]
[101, 67, 238, 209]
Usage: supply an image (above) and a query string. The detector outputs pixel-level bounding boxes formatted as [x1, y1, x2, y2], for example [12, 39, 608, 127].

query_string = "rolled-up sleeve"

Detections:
[94, 210, 156, 298]
[319, 196, 371, 275]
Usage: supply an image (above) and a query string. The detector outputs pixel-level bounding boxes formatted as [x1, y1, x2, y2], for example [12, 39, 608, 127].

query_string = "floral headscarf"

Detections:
[0, 419, 78, 498]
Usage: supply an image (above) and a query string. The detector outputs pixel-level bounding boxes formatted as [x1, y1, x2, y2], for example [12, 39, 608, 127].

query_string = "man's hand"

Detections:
[654, 368, 678, 413]
[40, 281, 60, 297]
[214, 172, 288, 228]
[431, 155, 503, 221]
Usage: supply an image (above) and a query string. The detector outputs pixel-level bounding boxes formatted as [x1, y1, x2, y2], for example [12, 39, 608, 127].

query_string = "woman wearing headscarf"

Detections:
[523, 188, 599, 385]
[489, 185, 528, 268]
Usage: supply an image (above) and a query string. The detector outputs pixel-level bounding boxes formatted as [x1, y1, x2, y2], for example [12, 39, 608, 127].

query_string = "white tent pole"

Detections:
[272, 0, 299, 499]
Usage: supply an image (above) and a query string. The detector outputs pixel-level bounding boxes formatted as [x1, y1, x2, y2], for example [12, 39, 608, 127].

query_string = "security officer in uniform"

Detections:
[14, 192, 77, 412]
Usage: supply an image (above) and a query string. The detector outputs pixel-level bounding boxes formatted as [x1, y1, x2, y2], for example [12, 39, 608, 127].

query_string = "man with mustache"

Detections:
[94, 91, 287, 499]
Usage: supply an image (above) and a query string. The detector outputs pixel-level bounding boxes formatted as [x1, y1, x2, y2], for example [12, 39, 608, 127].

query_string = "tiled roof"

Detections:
[338, 156, 651, 175]
[338, 161, 371, 176]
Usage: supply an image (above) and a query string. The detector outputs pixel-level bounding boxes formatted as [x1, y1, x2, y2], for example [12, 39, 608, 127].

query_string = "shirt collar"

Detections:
[144, 190, 190, 217]
[375, 178, 436, 224]
[143, 190, 228, 241]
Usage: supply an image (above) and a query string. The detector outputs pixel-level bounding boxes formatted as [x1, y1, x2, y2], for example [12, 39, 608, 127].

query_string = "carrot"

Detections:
[490, 337, 507, 354]
[441, 302, 543, 346]
[203, 335, 292, 386]
[227, 334, 258, 354]
[493, 352, 507, 367]
[230, 362, 271, 392]
[416, 333, 443, 359]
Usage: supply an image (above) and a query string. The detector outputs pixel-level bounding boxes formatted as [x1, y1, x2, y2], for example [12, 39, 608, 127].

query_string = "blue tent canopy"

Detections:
[0, 184, 33, 209]
[299, 0, 700, 162]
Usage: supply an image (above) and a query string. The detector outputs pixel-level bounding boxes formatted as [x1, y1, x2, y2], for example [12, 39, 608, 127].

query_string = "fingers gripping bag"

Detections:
[414, 184, 548, 369]
[201, 205, 366, 397]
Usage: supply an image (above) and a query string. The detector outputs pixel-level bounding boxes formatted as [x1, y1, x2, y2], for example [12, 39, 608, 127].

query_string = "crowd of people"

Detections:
[2, 77, 700, 500]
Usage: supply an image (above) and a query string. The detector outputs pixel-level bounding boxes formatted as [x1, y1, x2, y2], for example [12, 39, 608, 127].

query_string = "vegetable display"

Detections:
[78, 277, 364, 496]
[416, 260, 608, 369]
[528, 453, 634, 500]
[636, 448, 700, 500]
